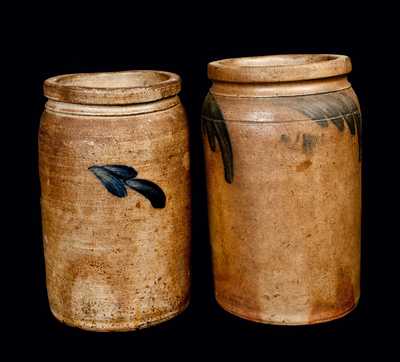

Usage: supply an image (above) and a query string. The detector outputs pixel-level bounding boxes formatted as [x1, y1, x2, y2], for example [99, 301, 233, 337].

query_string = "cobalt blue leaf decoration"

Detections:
[88, 166, 128, 198]
[89, 164, 166, 208]
[125, 178, 166, 209]
[102, 165, 138, 180]
[201, 93, 234, 183]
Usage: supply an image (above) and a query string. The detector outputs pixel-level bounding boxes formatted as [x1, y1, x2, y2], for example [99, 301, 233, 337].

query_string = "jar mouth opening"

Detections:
[44, 70, 181, 105]
[208, 54, 352, 83]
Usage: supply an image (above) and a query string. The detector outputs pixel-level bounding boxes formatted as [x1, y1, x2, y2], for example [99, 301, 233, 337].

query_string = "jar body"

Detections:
[202, 85, 361, 324]
[39, 97, 191, 331]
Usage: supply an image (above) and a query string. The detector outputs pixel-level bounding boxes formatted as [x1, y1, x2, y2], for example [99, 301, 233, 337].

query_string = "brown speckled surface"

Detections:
[39, 70, 191, 331]
[203, 55, 361, 325]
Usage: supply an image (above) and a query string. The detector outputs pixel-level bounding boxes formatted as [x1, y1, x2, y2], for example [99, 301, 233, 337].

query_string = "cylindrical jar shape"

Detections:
[202, 55, 361, 325]
[39, 70, 191, 331]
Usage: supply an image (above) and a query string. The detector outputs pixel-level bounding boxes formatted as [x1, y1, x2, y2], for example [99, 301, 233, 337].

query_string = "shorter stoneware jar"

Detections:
[202, 54, 362, 325]
[39, 70, 191, 331]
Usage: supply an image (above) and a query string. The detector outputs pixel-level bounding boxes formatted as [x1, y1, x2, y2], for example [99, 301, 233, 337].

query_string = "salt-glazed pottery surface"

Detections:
[202, 54, 362, 325]
[39, 70, 191, 331]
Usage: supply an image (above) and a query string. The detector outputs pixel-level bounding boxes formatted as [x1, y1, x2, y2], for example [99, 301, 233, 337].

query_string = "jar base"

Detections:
[215, 296, 359, 326]
[49, 301, 190, 332]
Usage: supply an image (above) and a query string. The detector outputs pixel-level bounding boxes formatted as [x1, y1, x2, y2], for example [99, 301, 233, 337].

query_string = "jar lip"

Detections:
[208, 54, 352, 83]
[43, 70, 181, 105]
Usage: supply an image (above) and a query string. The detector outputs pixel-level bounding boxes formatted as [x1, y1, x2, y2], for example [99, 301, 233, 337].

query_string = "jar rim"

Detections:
[43, 70, 181, 105]
[208, 54, 352, 83]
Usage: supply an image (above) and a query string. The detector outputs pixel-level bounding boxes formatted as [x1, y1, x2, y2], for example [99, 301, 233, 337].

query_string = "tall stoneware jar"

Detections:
[39, 70, 191, 331]
[202, 55, 361, 325]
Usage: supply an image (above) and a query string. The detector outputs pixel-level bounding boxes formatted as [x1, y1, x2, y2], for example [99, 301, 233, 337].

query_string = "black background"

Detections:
[7, 5, 395, 353]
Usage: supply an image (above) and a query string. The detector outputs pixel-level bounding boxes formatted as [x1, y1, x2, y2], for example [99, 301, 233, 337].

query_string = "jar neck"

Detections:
[210, 76, 351, 98]
[44, 95, 179, 116]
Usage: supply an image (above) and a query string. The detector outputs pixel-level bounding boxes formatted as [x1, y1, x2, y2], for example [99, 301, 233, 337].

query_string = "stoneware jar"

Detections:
[202, 54, 361, 325]
[39, 70, 191, 331]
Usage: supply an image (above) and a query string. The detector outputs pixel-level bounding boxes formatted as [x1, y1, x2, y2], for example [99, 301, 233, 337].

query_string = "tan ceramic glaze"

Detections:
[202, 55, 361, 325]
[39, 70, 191, 331]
